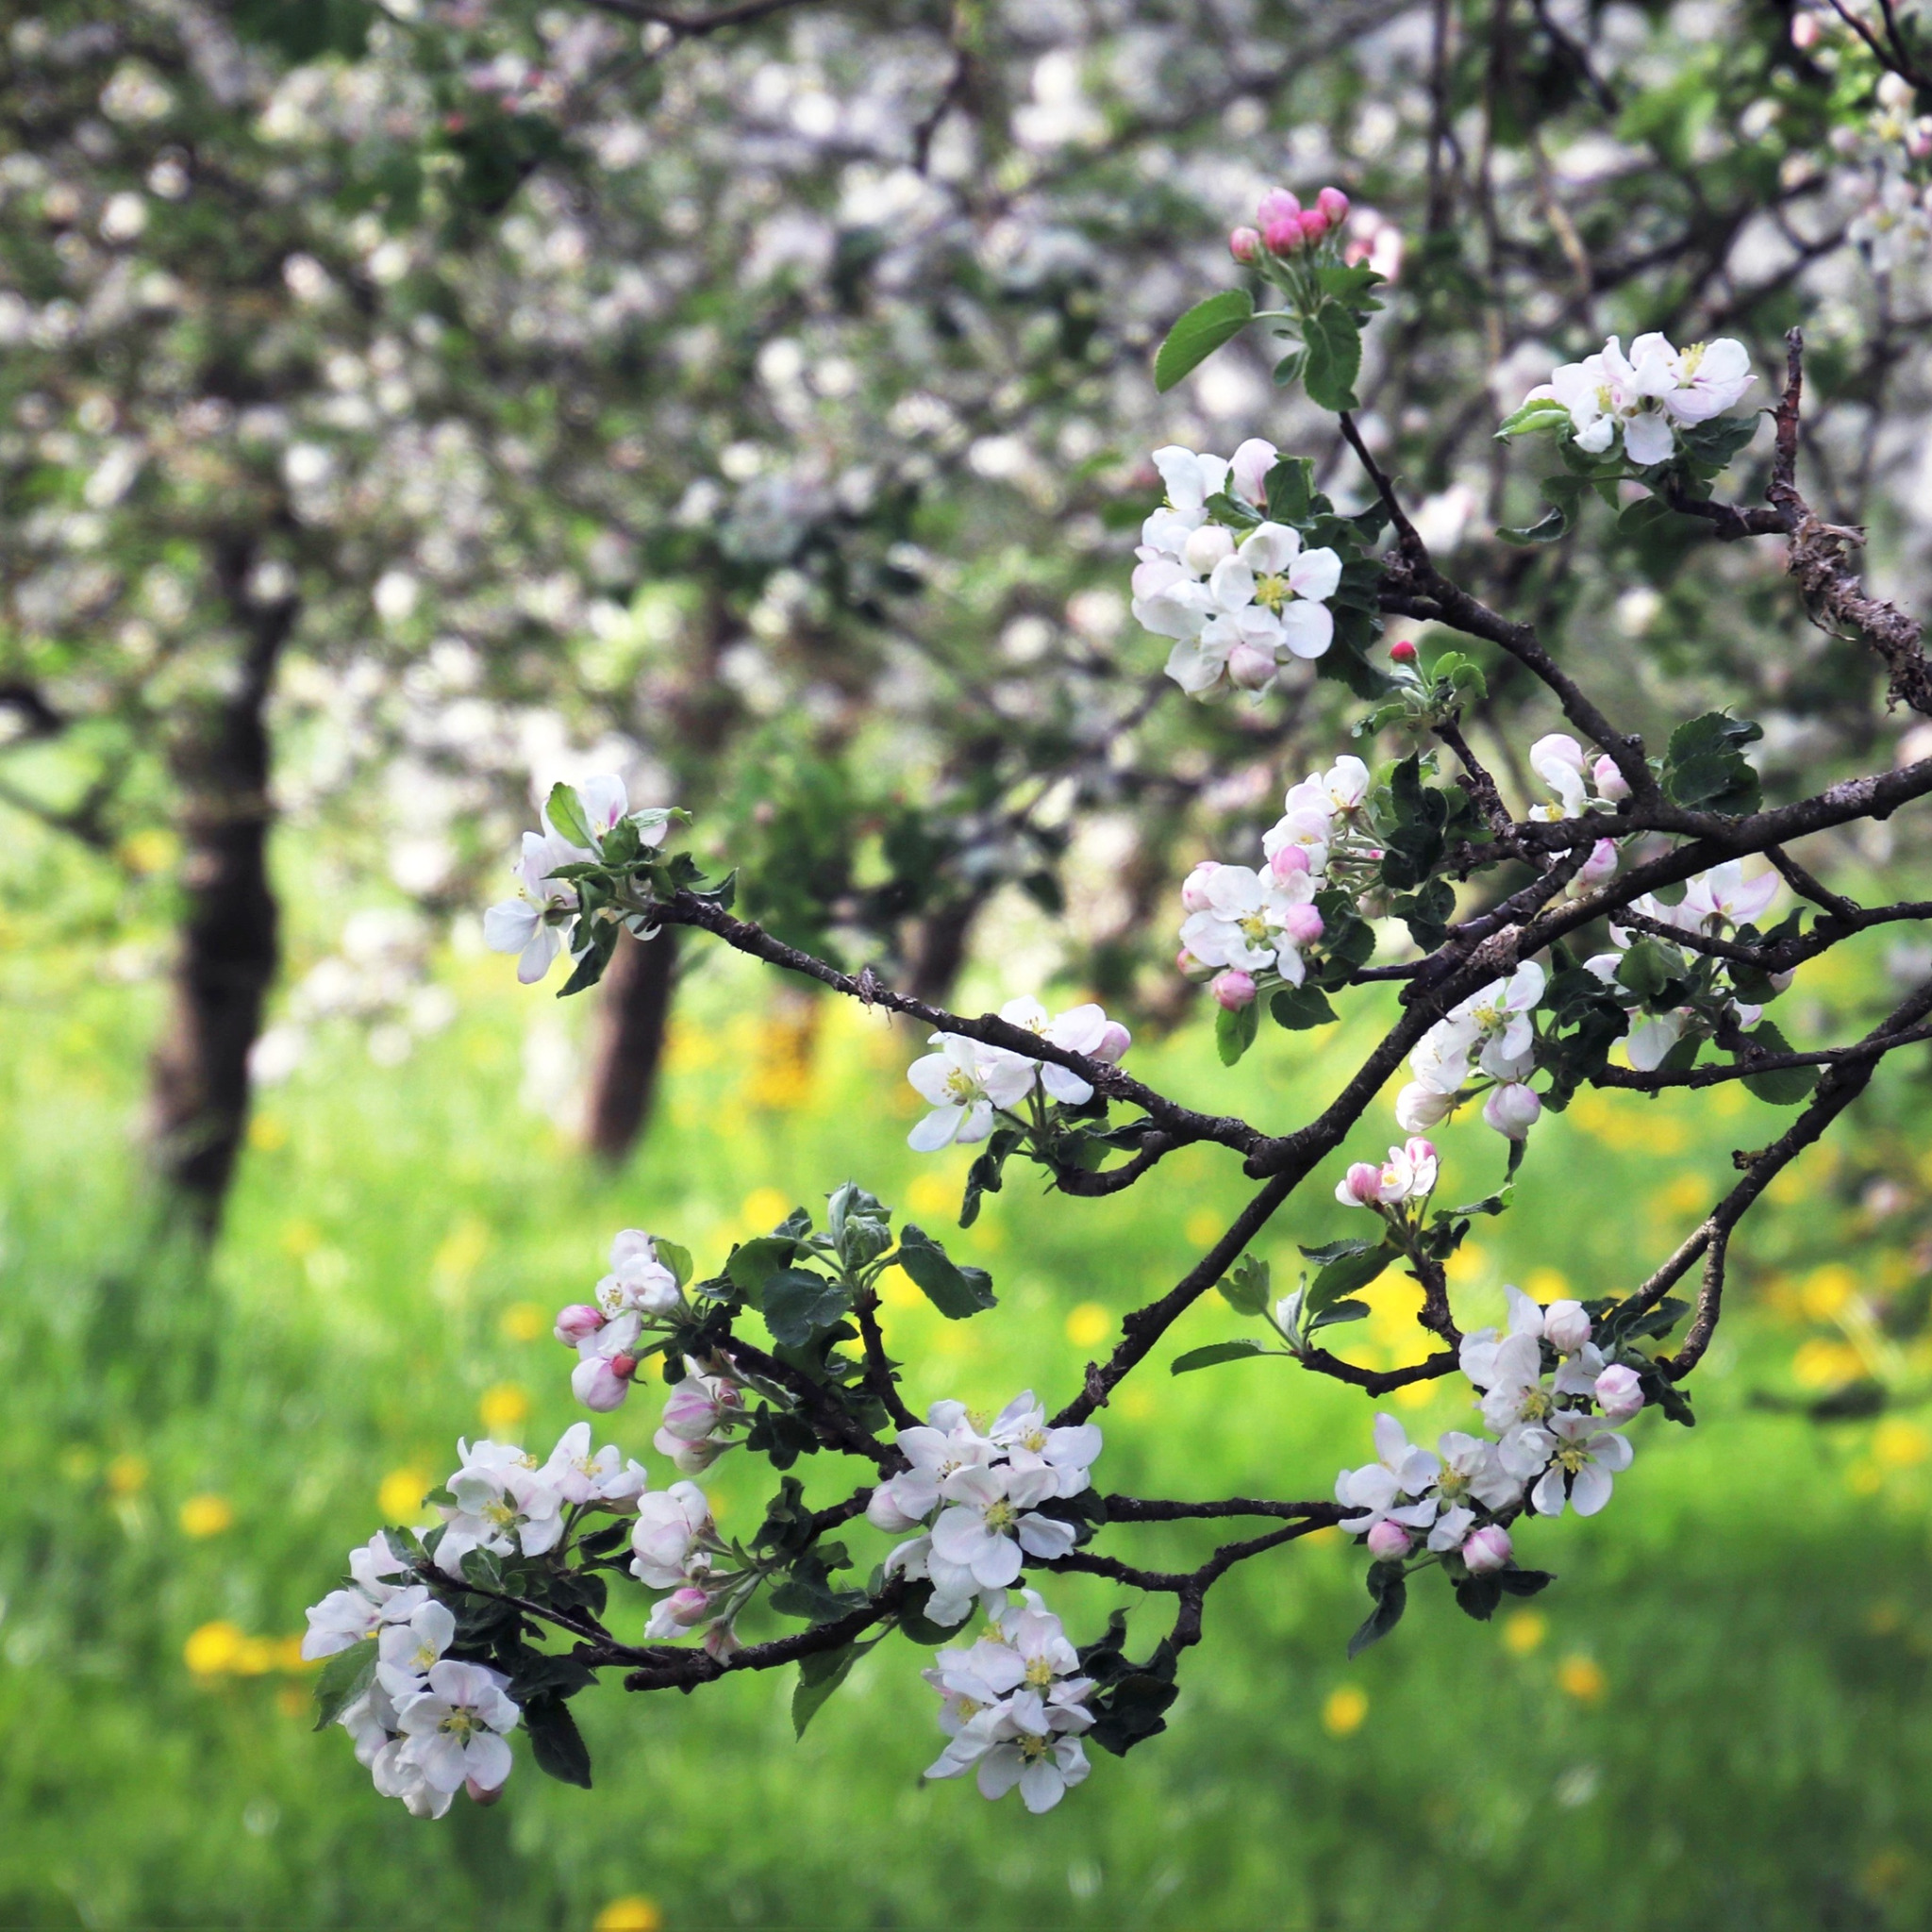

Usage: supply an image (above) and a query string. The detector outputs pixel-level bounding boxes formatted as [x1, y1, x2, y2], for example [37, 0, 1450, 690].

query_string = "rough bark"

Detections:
[148, 542, 294, 1235]
[583, 925, 679, 1162]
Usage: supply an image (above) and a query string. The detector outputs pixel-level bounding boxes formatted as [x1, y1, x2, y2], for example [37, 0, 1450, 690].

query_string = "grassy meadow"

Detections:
[4, 924, 1932, 1931]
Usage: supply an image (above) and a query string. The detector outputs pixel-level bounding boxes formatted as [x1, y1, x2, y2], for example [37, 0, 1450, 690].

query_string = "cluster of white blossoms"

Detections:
[1396, 961, 1548, 1141]
[628, 1480, 748, 1652]
[1586, 860, 1786, 1071]
[871, 1394, 1102, 1626]
[1129, 441, 1344, 697]
[905, 996, 1131, 1152]
[1176, 756, 1372, 1011]
[481, 774, 676, 984]
[1520, 332, 1754, 467]
[305, 1534, 527, 1818]
[434, 1424, 647, 1577]
[924, 1589, 1096, 1813]
[1335, 1135, 1439, 1209]
[553, 1228, 690, 1412]
[1842, 73, 1932, 272]
[1337, 1287, 1644, 1569]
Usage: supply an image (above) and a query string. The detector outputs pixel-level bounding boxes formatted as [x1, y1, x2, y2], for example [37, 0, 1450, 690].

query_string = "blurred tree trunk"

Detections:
[906, 892, 986, 1008]
[584, 926, 678, 1163]
[148, 541, 294, 1235]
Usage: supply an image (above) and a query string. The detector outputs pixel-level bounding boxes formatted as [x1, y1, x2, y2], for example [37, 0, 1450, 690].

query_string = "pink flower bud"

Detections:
[1461, 1524, 1512, 1574]
[702, 1621, 742, 1661]
[1093, 1020, 1132, 1064]
[1389, 638, 1418, 664]
[1482, 1082, 1541, 1141]
[571, 1354, 634, 1411]
[1227, 641, 1277, 690]
[1365, 1518, 1411, 1560]
[661, 1382, 724, 1441]
[1317, 186, 1351, 225]
[1342, 1161, 1386, 1206]
[1577, 838, 1619, 885]
[1257, 188, 1302, 226]
[1594, 1363, 1644, 1423]
[1297, 208, 1331, 243]
[1790, 11, 1820, 47]
[1543, 1300, 1591, 1355]
[1180, 861, 1221, 913]
[665, 1586, 711, 1627]
[1211, 970, 1257, 1010]
[553, 1303, 606, 1345]
[1910, 124, 1932, 162]
[466, 1775, 507, 1806]
[1262, 215, 1305, 254]
[1591, 754, 1631, 802]
[1229, 225, 1261, 263]
[1176, 945, 1212, 981]
[1270, 846, 1312, 886]
[1281, 904, 1324, 947]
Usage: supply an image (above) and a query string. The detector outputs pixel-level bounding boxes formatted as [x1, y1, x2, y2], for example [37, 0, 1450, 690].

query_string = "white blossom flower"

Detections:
[985, 1391, 1103, 1498]
[1336, 1412, 1441, 1537]
[929, 1701, 1093, 1812]
[302, 1536, 426, 1659]
[1335, 1137, 1439, 1208]
[482, 828, 584, 984]
[371, 1736, 455, 1819]
[883, 1532, 983, 1627]
[1528, 734, 1590, 818]
[1177, 863, 1318, 985]
[905, 1033, 1038, 1151]
[541, 1420, 648, 1506]
[995, 998, 1130, 1104]
[865, 1413, 997, 1531]
[393, 1658, 521, 1795]
[628, 1480, 714, 1589]
[930, 1463, 1076, 1589]
[436, 1440, 565, 1575]
[596, 1228, 681, 1316]
[375, 1597, 457, 1701]
[1524, 1411, 1635, 1516]
[1679, 859, 1778, 928]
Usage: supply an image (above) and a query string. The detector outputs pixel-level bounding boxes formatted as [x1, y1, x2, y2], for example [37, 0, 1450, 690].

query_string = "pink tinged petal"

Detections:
[516, 928, 560, 984]
[975, 1745, 1026, 1800]
[1592, 1429, 1635, 1474]
[462, 1731, 514, 1792]
[1276, 599, 1334, 658]
[1569, 1463, 1614, 1515]
[1286, 545, 1342, 602]
[1622, 411, 1675, 467]
[1530, 1465, 1568, 1516]
[1015, 1513, 1077, 1560]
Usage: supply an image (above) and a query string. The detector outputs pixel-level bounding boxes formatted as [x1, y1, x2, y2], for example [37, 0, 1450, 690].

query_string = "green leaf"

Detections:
[1679, 412, 1761, 467]
[1498, 474, 1585, 545]
[894, 1225, 997, 1319]
[1299, 1237, 1375, 1268]
[1311, 1298, 1372, 1330]
[1307, 1243, 1393, 1315]
[724, 1234, 803, 1307]
[1348, 1564, 1407, 1658]
[1271, 348, 1307, 389]
[1616, 937, 1678, 1003]
[311, 1638, 378, 1731]
[1312, 261, 1386, 316]
[1738, 1021, 1819, 1106]
[1495, 398, 1574, 440]
[1264, 456, 1316, 525]
[1215, 998, 1260, 1066]
[1660, 712, 1763, 816]
[1270, 986, 1339, 1031]
[792, 1642, 860, 1737]
[545, 782, 595, 852]
[522, 1692, 593, 1788]
[555, 920, 617, 999]
[1170, 1340, 1272, 1375]
[1153, 290, 1255, 392]
[654, 1239, 692, 1290]
[1217, 1254, 1271, 1316]
[761, 1268, 851, 1347]
[1301, 301, 1361, 411]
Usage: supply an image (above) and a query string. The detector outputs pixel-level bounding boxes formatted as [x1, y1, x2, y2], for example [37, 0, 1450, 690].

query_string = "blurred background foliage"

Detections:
[8, 0, 1932, 1924]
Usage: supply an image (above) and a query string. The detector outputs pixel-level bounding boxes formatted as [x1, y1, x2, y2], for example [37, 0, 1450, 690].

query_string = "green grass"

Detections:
[3, 943, 1931, 1931]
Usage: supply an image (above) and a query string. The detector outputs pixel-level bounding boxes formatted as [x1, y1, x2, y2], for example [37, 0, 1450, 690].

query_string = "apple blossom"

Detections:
[1336, 1413, 1441, 1539]
[1461, 1524, 1513, 1574]
[931, 1463, 1078, 1589]
[1483, 1082, 1541, 1139]
[376, 1597, 457, 1701]
[1364, 1518, 1411, 1560]
[629, 1480, 715, 1589]
[1593, 753, 1631, 801]
[393, 1659, 521, 1796]
[1228, 225, 1260, 262]
[482, 828, 584, 985]
[541, 1420, 649, 1506]
[1594, 1364, 1645, 1423]
[1213, 970, 1257, 1010]
[1181, 864, 1320, 988]
[905, 1032, 1038, 1151]
[1526, 1411, 1635, 1517]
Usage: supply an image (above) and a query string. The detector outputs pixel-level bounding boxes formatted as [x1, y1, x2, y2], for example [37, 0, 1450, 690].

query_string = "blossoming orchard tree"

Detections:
[307, 162, 1932, 1820]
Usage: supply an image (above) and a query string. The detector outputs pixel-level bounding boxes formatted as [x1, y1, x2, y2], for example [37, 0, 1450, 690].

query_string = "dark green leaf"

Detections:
[1311, 1298, 1372, 1330]
[311, 1638, 378, 1731]
[1217, 1254, 1271, 1316]
[1270, 985, 1339, 1030]
[654, 1239, 692, 1290]
[1154, 290, 1256, 392]
[1299, 1237, 1376, 1267]
[1496, 1567, 1556, 1597]
[1307, 1243, 1393, 1315]
[724, 1234, 803, 1307]
[761, 1268, 851, 1348]
[1170, 1340, 1272, 1375]
[792, 1642, 861, 1737]
[1265, 457, 1315, 525]
[1348, 1564, 1407, 1658]
[1454, 1572, 1504, 1620]
[523, 1692, 593, 1788]
[895, 1225, 997, 1319]
[1738, 1021, 1819, 1106]
[1302, 301, 1361, 411]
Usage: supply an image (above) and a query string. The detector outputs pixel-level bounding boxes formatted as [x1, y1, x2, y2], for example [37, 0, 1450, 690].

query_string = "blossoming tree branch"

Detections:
[305, 180, 1932, 1823]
